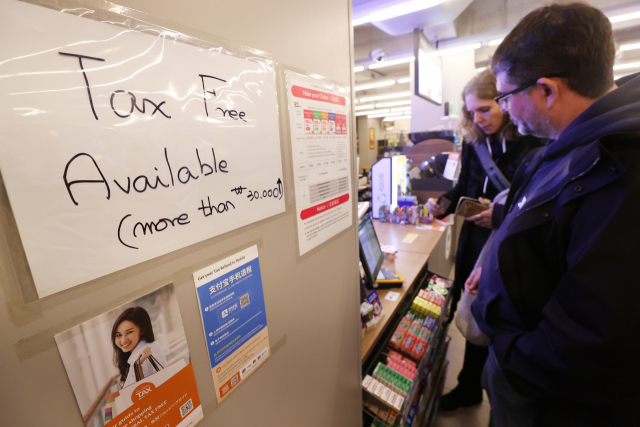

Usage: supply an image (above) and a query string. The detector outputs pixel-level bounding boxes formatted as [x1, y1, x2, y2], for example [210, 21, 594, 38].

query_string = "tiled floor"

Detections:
[433, 318, 491, 427]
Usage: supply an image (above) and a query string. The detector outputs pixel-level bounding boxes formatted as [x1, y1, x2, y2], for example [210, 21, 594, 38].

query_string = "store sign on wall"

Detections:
[0, 0, 285, 297]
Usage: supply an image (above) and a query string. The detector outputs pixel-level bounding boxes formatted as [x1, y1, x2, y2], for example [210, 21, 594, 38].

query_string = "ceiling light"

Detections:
[609, 11, 640, 23]
[368, 56, 415, 70]
[613, 62, 640, 70]
[369, 111, 403, 118]
[476, 67, 486, 72]
[354, 65, 365, 72]
[355, 111, 373, 116]
[391, 106, 411, 112]
[425, 43, 482, 57]
[404, 111, 411, 115]
[383, 115, 411, 121]
[488, 39, 503, 47]
[355, 104, 375, 111]
[620, 42, 640, 51]
[360, 91, 411, 102]
[375, 100, 411, 108]
[355, 80, 396, 91]
[353, 0, 446, 26]
[397, 77, 411, 84]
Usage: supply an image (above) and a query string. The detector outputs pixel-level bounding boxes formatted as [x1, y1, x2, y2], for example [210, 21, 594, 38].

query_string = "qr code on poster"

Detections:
[240, 293, 250, 308]
[231, 374, 239, 387]
[180, 399, 193, 418]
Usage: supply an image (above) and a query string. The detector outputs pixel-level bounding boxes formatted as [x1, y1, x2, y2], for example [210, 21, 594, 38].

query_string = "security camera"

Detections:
[371, 48, 386, 62]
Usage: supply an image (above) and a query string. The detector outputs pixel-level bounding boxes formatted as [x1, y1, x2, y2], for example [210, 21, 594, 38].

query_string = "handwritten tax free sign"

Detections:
[0, 0, 285, 297]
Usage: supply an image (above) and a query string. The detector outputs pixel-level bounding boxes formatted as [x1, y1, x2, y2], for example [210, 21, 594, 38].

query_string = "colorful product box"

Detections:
[313, 111, 322, 134]
[321, 111, 329, 134]
[390, 330, 405, 348]
[304, 110, 313, 134]
[328, 112, 335, 134]
[411, 339, 427, 359]
[401, 334, 416, 353]
[423, 316, 436, 331]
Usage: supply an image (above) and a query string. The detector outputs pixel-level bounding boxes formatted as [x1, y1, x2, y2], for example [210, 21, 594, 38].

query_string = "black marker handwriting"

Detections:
[230, 186, 247, 195]
[198, 197, 235, 217]
[63, 153, 110, 206]
[59, 52, 105, 120]
[110, 90, 171, 118]
[199, 74, 226, 117]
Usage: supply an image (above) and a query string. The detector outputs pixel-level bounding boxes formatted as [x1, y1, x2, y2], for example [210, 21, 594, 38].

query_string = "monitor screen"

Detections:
[358, 216, 383, 286]
[414, 29, 443, 105]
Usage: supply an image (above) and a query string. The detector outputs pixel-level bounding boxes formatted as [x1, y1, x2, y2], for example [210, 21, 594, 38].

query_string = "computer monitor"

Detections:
[358, 216, 384, 288]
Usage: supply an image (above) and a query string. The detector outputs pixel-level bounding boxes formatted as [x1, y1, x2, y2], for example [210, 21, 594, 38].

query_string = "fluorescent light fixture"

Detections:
[369, 111, 403, 118]
[476, 67, 486, 72]
[391, 106, 411, 112]
[397, 77, 411, 84]
[353, 0, 446, 26]
[383, 115, 411, 121]
[368, 56, 415, 70]
[613, 62, 640, 70]
[359, 109, 390, 117]
[488, 39, 503, 47]
[425, 43, 481, 58]
[355, 80, 396, 91]
[354, 65, 365, 72]
[355, 104, 375, 111]
[375, 100, 411, 108]
[620, 42, 640, 51]
[610, 11, 640, 23]
[360, 91, 411, 103]
[404, 111, 411, 115]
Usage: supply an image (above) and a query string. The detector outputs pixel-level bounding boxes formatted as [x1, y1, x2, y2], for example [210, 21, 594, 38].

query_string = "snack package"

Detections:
[401, 334, 416, 353]
[398, 317, 411, 332]
[418, 327, 431, 342]
[388, 349, 403, 361]
[411, 338, 427, 359]
[423, 316, 436, 331]
[378, 205, 389, 223]
[390, 330, 405, 348]
[408, 322, 421, 336]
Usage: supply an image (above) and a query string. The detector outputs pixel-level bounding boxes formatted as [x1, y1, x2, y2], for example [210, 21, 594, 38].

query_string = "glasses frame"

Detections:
[494, 75, 565, 108]
[494, 80, 537, 108]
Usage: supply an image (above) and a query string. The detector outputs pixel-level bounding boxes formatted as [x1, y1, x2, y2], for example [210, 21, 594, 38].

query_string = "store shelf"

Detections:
[362, 276, 453, 427]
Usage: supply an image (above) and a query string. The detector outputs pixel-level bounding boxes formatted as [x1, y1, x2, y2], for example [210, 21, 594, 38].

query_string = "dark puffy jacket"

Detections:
[472, 73, 640, 425]
[440, 133, 540, 309]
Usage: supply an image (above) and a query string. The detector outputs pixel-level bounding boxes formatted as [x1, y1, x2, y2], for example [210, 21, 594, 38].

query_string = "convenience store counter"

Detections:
[361, 220, 446, 362]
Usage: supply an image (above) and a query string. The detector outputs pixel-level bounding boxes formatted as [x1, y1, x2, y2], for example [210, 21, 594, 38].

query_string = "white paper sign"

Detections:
[384, 291, 400, 302]
[443, 152, 461, 181]
[285, 71, 352, 255]
[0, 1, 285, 297]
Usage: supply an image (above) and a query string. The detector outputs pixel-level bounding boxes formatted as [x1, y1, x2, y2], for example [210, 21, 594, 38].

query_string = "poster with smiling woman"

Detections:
[55, 284, 203, 427]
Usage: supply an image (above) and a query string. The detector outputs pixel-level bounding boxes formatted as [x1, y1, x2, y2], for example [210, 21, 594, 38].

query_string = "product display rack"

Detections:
[362, 277, 453, 427]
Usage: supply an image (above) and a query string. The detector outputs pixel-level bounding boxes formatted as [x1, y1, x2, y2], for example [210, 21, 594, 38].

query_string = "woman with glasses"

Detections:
[427, 69, 541, 413]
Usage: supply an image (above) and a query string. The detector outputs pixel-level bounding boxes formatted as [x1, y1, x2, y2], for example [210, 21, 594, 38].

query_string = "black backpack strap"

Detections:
[474, 140, 510, 192]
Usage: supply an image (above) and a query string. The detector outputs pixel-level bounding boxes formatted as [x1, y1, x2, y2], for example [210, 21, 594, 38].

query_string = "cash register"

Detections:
[358, 216, 404, 290]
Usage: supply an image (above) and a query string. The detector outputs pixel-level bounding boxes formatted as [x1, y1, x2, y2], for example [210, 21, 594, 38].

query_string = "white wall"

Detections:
[411, 50, 476, 133]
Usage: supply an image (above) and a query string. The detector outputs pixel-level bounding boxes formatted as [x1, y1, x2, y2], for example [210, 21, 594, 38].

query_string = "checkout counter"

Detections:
[359, 215, 456, 427]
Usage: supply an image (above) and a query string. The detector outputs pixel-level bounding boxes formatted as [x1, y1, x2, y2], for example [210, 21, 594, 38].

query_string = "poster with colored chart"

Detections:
[193, 245, 270, 403]
[285, 71, 353, 255]
[55, 283, 203, 427]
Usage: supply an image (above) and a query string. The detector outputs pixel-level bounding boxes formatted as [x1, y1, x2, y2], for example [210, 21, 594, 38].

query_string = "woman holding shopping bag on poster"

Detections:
[111, 306, 167, 389]
[427, 69, 541, 412]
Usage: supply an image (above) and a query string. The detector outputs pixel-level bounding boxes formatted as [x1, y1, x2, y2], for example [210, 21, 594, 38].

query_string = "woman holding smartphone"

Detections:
[111, 306, 167, 389]
[427, 69, 541, 412]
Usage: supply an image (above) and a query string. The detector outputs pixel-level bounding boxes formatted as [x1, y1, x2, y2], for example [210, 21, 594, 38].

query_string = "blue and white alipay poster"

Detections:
[193, 245, 270, 403]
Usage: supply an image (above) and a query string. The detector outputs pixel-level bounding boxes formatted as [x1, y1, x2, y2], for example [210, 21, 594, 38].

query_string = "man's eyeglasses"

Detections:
[494, 80, 537, 109]
[494, 75, 565, 109]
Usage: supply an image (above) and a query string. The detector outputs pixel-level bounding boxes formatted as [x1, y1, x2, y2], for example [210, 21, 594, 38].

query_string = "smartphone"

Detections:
[437, 196, 451, 211]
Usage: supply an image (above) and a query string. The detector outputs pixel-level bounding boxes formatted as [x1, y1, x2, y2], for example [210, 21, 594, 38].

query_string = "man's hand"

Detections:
[427, 198, 445, 217]
[465, 267, 482, 295]
[466, 208, 493, 228]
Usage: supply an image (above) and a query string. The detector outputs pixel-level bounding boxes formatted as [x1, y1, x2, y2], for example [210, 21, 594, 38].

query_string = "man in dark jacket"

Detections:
[471, 3, 640, 426]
